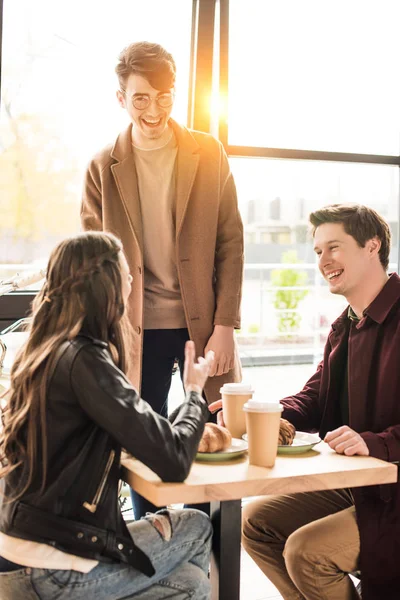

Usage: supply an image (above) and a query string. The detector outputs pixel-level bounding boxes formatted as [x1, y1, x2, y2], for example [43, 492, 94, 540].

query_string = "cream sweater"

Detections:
[133, 132, 187, 329]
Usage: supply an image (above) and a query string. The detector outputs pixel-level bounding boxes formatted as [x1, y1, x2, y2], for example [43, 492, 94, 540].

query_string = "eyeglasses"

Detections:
[121, 89, 175, 110]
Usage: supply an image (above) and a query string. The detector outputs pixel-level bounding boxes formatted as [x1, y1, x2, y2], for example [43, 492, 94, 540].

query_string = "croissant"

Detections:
[198, 423, 232, 453]
[278, 418, 296, 446]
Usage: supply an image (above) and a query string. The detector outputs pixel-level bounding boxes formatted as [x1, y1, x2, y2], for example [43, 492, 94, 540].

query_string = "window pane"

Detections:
[0, 0, 192, 274]
[228, 0, 400, 154]
[232, 157, 399, 364]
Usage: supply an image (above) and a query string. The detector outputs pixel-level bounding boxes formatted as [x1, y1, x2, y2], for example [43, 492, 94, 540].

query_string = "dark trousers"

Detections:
[130, 328, 212, 519]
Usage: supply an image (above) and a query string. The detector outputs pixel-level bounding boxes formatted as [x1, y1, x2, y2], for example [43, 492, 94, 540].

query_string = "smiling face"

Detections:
[313, 222, 381, 299]
[116, 73, 174, 148]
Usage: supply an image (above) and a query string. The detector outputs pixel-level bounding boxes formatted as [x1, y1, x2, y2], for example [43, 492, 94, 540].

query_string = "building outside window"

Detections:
[1, 0, 400, 397]
[225, 0, 400, 384]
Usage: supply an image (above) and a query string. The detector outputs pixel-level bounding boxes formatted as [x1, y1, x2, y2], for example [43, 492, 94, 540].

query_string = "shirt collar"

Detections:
[362, 272, 400, 324]
[332, 272, 400, 331]
[347, 305, 360, 322]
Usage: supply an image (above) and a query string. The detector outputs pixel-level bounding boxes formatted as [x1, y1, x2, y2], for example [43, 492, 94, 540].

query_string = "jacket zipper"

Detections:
[83, 449, 115, 514]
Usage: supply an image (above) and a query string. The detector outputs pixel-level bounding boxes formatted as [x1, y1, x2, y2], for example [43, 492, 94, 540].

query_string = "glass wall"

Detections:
[223, 0, 400, 370]
[228, 0, 400, 154]
[231, 157, 399, 364]
[1, 0, 400, 376]
[0, 0, 192, 276]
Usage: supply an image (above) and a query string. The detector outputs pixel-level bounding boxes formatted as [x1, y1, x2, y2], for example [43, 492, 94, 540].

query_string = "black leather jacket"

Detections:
[0, 335, 209, 575]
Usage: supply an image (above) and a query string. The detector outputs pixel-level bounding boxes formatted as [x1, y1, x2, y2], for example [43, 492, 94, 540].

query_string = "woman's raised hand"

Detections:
[183, 341, 214, 395]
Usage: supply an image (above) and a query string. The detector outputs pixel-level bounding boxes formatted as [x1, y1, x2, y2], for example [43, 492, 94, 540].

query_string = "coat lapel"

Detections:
[171, 120, 200, 238]
[110, 125, 143, 251]
[109, 120, 201, 248]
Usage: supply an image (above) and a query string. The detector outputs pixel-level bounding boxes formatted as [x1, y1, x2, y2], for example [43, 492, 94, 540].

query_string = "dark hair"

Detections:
[0, 231, 132, 501]
[116, 41, 176, 91]
[309, 204, 391, 270]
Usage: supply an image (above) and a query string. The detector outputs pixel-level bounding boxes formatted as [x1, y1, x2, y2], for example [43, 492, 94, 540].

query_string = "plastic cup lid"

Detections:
[220, 383, 254, 395]
[243, 400, 283, 413]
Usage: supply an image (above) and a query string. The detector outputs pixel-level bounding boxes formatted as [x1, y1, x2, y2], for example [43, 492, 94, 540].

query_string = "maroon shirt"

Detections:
[281, 273, 400, 599]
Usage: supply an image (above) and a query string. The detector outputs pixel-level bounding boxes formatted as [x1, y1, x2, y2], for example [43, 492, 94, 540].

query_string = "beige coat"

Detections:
[81, 119, 243, 403]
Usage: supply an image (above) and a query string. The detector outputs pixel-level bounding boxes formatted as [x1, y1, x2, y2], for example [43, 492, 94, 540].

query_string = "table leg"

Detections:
[210, 499, 242, 600]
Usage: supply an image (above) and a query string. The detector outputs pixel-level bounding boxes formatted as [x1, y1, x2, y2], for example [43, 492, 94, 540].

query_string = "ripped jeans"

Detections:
[0, 509, 212, 600]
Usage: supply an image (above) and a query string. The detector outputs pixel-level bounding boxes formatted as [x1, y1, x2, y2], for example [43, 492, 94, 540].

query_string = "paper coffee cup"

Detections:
[220, 383, 254, 438]
[243, 400, 283, 467]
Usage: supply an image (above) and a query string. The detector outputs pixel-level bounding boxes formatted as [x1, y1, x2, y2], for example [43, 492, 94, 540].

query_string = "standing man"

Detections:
[238, 204, 400, 600]
[81, 42, 243, 518]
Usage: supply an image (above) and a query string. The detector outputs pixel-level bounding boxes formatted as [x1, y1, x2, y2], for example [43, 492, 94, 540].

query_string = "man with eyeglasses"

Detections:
[81, 42, 244, 520]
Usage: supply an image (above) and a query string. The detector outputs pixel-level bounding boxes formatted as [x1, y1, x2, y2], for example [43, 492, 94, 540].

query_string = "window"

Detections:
[2, 0, 400, 377]
[232, 157, 399, 361]
[227, 0, 400, 155]
[216, 0, 400, 371]
[0, 0, 193, 277]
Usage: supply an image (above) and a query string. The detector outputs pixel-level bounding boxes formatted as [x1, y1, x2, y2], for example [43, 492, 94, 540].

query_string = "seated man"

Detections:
[241, 204, 400, 600]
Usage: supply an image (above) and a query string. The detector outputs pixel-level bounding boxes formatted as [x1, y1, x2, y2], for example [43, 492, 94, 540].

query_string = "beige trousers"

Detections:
[242, 489, 360, 600]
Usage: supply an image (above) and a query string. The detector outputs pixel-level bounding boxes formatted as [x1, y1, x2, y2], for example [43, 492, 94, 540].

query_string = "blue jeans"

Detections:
[0, 509, 212, 599]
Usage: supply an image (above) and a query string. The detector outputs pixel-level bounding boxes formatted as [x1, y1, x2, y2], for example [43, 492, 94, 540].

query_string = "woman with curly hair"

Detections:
[0, 231, 213, 600]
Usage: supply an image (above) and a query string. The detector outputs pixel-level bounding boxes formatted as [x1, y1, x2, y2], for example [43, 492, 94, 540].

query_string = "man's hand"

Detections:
[208, 399, 225, 427]
[183, 341, 214, 395]
[324, 426, 369, 456]
[204, 325, 235, 377]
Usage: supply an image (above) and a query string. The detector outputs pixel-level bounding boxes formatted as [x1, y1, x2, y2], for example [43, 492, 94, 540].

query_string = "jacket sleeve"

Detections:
[213, 142, 244, 329]
[70, 345, 209, 482]
[80, 160, 103, 232]
[280, 361, 323, 432]
[360, 427, 400, 463]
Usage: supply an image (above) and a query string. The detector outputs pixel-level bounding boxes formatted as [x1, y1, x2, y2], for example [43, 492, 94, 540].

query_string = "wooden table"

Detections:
[122, 444, 397, 600]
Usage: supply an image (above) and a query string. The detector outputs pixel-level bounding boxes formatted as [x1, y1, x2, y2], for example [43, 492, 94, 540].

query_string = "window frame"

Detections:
[0, 0, 202, 320]
[216, 0, 400, 270]
[1, 0, 400, 322]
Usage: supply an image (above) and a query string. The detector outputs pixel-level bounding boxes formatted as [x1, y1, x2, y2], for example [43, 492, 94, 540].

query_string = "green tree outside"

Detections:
[0, 30, 81, 264]
[271, 250, 309, 338]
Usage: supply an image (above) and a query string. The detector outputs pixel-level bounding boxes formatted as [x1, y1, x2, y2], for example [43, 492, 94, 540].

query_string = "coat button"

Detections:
[91, 536, 98, 543]
[136, 326, 141, 334]
[77, 532, 84, 539]
[118, 543, 124, 550]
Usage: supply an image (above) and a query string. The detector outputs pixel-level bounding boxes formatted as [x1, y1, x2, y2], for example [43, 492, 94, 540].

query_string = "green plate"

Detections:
[242, 432, 321, 455]
[196, 438, 248, 462]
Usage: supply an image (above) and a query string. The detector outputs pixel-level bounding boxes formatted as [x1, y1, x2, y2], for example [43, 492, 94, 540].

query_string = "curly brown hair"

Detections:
[0, 232, 132, 501]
